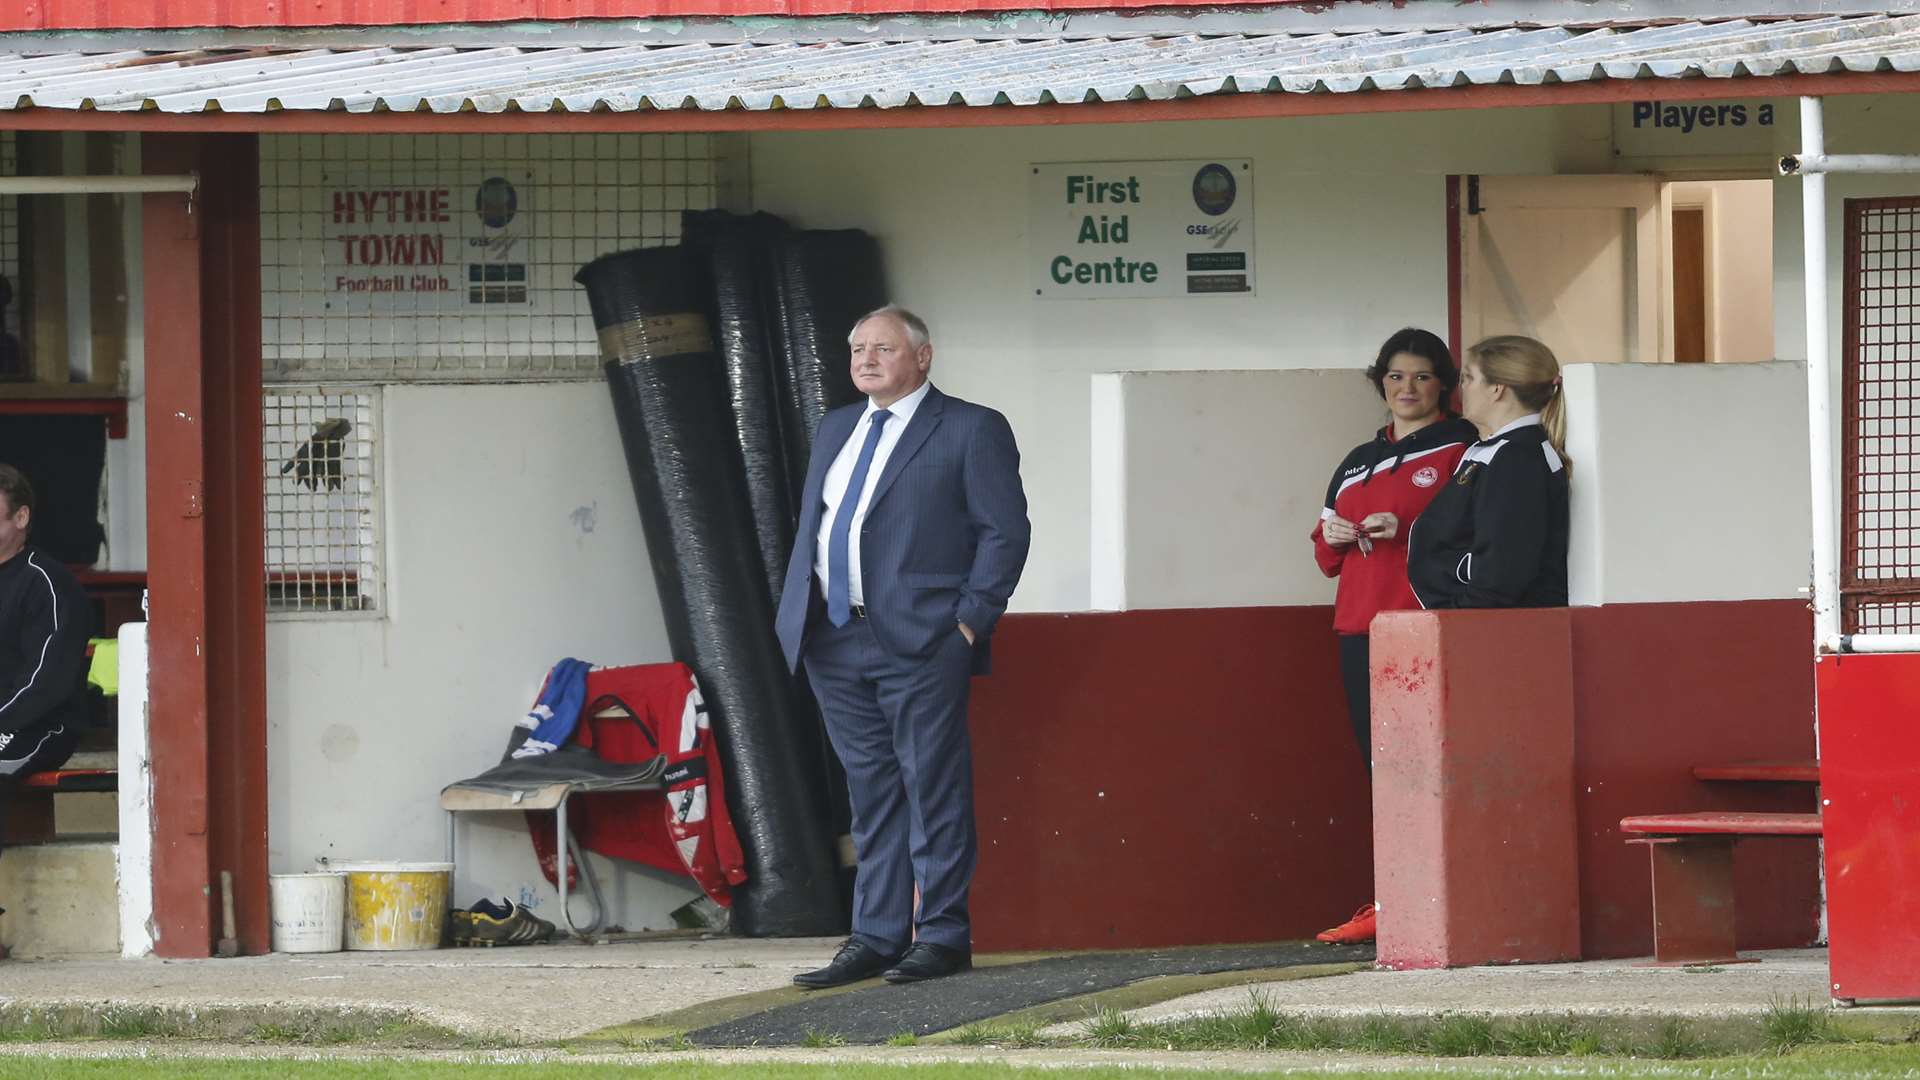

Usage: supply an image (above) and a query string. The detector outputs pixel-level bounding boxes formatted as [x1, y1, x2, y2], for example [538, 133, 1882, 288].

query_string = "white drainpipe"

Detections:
[0, 174, 198, 196]
[1790, 97, 1842, 656]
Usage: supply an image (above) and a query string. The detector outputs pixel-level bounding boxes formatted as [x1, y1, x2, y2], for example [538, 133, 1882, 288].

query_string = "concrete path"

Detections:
[1, 941, 1898, 1050]
[0, 935, 844, 1040]
[0, 1042, 1469, 1072]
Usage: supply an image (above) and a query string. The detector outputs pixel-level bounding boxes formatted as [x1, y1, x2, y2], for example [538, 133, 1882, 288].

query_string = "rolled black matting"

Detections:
[682, 210, 859, 915]
[681, 209, 795, 606]
[770, 229, 888, 496]
[577, 246, 845, 938]
[686, 942, 1377, 1046]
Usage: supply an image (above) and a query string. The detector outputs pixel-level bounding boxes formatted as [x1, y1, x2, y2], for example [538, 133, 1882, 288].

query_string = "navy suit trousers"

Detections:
[804, 614, 976, 954]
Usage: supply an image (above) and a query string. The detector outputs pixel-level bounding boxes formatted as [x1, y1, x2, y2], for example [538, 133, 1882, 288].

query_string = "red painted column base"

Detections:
[1370, 609, 1582, 970]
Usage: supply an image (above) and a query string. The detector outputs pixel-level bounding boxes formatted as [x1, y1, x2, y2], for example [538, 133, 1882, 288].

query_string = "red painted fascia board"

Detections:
[4, 69, 1918, 133]
[12, 0, 1321, 31]
[0, 397, 130, 438]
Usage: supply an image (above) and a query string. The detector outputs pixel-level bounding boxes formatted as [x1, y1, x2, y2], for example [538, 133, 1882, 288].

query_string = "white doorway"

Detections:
[1457, 175, 1773, 364]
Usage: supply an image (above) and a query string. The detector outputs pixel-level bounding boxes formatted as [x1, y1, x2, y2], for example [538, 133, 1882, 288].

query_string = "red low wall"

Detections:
[967, 600, 1819, 958]
[968, 607, 1372, 952]
[1570, 601, 1820, 959]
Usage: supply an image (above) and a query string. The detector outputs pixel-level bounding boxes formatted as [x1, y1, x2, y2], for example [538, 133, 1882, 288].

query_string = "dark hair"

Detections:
[0, 463, 32, 522]
[1365, 327, 1458, 401]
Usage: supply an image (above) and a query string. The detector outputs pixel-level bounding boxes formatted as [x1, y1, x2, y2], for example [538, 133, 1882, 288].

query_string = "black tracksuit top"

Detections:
[0, 547, 91, 737]
[1407, 418, 1570, 610]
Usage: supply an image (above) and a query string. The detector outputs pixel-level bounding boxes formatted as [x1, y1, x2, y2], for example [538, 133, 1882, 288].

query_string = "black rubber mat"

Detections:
[686, 941, 1374, 1046]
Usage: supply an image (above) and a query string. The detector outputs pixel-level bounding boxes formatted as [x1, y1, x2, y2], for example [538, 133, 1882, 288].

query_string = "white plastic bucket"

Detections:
[269, 872, 347, 953]
[330, 861, 454, 951]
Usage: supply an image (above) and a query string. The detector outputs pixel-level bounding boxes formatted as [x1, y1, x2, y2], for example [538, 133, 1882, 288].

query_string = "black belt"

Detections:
[848, 604, 868, 620]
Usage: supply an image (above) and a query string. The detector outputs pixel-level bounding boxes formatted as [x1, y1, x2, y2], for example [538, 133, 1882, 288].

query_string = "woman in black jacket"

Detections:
[1407, 335, 1570, 610]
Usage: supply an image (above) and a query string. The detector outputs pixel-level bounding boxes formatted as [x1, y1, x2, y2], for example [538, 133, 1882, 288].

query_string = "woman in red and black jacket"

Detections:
[1308, 328, 1475, 944]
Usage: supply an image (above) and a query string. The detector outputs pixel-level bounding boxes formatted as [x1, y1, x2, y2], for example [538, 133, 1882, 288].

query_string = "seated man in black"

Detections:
[0, 464, 89, 932]
[0, 276, 23, 381]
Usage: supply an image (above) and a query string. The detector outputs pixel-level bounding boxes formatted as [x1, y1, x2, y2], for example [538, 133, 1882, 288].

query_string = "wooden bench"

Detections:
[1, 769, 119, 846]
[1620, 810, 1823, 966]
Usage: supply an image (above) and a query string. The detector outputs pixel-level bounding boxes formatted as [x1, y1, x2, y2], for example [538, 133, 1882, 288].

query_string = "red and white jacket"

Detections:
[529, 662, 748, 908]
[1310, 417, 1477, 635]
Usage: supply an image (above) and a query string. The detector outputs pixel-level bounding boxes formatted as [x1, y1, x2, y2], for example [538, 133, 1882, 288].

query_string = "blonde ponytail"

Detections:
[1540, 391, 1567, 467]
[1468, 335, 1569, 472]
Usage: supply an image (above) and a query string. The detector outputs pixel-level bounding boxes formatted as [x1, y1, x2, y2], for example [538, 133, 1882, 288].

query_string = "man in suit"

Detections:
[776, 306, 1030, 988]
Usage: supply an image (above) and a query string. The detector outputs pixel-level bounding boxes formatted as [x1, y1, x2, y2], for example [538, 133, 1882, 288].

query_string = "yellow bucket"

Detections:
[331, 861, 453, 951]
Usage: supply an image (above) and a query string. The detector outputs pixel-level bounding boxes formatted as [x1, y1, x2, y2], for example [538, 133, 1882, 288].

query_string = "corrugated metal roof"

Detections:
[15, 0, 1316, 34]
[5, 13, 1920, 114]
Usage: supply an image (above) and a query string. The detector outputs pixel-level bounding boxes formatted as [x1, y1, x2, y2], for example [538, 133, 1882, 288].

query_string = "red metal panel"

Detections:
[967, 607, 1372, 952]
[13, 0, 1319, 28]
[1819, 652, 1920, 1003]
[1370, 609, 1582, 970]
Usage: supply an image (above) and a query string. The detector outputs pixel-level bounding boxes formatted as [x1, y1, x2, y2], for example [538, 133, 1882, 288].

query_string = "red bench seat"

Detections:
[1619, 810, 1822, 966]
[2, 769, 119, 845]
[19, 769, 118, 793]
[1621, 811, 1823, 837]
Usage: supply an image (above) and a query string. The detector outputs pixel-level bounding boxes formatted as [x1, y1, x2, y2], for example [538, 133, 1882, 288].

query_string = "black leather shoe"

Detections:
[883, 941, 972, 983]
[793, 939, 901, 990]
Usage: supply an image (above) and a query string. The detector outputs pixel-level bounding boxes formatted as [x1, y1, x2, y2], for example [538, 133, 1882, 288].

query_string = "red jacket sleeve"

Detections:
[1311, 517, 1344, 578]
[1311, 455, 1348, 579]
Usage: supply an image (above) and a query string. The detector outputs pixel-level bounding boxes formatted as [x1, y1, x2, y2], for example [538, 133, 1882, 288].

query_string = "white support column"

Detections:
[116, 622, 154, 958]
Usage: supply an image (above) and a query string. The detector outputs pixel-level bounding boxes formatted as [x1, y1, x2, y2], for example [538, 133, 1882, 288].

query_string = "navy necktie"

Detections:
[827, 409, 892, 627]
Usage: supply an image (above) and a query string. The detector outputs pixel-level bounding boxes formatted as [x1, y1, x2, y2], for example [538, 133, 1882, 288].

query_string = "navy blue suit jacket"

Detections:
[776, 384, 1030, 677]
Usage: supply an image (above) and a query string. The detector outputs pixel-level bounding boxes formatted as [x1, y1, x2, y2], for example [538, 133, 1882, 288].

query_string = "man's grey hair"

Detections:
[847, 305, 931, 350]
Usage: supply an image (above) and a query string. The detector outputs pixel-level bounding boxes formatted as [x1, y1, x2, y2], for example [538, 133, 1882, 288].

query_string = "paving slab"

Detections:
[0, 935, 844, 1040]
[1046, 948, 1839, 1037]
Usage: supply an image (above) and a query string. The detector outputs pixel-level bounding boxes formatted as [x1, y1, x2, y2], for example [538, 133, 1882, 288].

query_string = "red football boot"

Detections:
[1315, 903, 1376, 944]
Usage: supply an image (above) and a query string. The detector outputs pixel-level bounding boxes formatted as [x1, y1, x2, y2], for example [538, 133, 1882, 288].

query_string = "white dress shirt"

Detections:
[815, 380, 934, 607]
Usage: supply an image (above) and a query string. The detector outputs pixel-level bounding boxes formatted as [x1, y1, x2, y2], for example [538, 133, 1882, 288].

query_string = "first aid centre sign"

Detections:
[1029, 159, 1256, 299]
